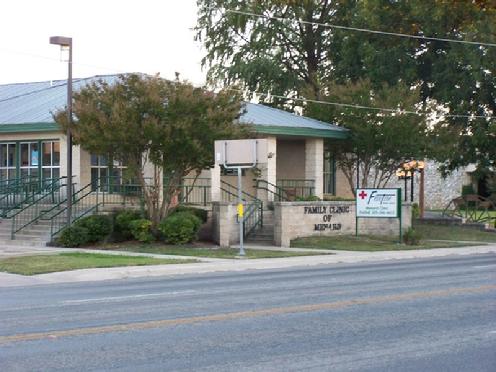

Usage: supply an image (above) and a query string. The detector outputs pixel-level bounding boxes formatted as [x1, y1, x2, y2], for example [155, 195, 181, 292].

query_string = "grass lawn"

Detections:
[0, 252, 198, 276]
[291, 235, 468, 251]
[98, 242, 331, 259]
[414, 223, 496, 243]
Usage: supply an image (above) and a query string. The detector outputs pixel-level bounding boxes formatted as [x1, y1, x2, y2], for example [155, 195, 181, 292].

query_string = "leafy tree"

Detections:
[306, 79, 427, 195]
[196, 0, 496, 172]
[55, 74, 245, 228]
[196, 0, 352, 102]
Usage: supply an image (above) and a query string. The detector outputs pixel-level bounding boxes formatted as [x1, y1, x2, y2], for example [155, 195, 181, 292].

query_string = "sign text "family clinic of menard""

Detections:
[303, 205, 351, 231]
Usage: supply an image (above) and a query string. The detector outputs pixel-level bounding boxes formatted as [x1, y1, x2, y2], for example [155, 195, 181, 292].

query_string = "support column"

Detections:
[305, 138, 324, 198]
[256, 137, 277, 203]
[211, 164, 221, 202]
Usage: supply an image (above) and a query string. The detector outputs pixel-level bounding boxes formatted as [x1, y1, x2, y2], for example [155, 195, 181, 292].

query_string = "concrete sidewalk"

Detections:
[0, 244, 495, 287]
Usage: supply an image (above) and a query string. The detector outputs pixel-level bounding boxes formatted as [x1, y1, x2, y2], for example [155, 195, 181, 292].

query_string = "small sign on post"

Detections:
[214, 139, 268, 256]
[356, 188, 402, 243]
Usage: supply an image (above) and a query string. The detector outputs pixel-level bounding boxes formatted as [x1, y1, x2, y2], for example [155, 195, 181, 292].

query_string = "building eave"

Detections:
[0, 122, 60, 133]
[253, 125, 349, 139]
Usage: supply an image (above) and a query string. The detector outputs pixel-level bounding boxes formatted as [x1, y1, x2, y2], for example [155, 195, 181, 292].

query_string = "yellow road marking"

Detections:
[1, 284, 495, 345]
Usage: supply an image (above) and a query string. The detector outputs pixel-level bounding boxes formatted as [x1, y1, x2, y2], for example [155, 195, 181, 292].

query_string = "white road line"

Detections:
[472, 264, 496, 269]
[61, 290, 197, 304]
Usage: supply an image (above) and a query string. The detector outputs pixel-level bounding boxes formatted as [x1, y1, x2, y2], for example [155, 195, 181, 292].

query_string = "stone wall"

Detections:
[211, 202, 240, 247]
[334, 160, 472, 210]
[274, 201, 411, 247]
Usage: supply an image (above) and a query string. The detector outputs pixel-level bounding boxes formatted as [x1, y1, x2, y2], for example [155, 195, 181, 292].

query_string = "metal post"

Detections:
[404, 176, 408, 202]
[237, 167, 245, 256]
[419, 168, 425, 218]
[66, 41, 73, 225]
[410, 170, 414, 203]
[356, 155, 359, 190]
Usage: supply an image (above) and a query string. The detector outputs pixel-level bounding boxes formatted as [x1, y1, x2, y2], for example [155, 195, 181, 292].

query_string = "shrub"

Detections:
[411, 203, 420, 219]
[56, 225, 90, 247]
[74, 215, 112, 243]
[114, 210, 142, 240]
[295, 195, 321, 202]
[129, 218, 154, 243]
[172, 206, 208, 223]
[461, 184, 475, 196]
[403, 227, 422, 245]
[159, 212, 201, 244]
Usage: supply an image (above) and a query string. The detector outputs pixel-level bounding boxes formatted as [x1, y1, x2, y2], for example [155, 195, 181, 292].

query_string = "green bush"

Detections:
[411, 203, 420, 219]
[295, 195, 321, 202]
[159, 212, 201, 244]
[74, 215, 112, 243]
[403, 227, 422, 245]
[461, 184, 475, 196]
[114, 210, 142, 240]
[56, 225, 90, 247]
[129, 218, 154, 243]
[172, 206, 208, 223]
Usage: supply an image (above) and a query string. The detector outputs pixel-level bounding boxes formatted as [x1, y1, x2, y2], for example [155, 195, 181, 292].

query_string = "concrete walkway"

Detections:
[0, 243, 495, 287]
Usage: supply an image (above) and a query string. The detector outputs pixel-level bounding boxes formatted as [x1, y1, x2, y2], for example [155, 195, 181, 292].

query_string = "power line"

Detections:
[0, 48, 127, 74]
[220, 8, 496, 48]
[228, 88, 495, 120]
[0, 49, 492, 120]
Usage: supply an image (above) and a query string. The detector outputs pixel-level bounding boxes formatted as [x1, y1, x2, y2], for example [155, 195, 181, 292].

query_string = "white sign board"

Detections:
[214, 139, 267, 167]
[356, 188, 400, 218]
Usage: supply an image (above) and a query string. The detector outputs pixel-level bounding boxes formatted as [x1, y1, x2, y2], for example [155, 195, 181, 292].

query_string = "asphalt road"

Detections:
[1, 254, 495, 372]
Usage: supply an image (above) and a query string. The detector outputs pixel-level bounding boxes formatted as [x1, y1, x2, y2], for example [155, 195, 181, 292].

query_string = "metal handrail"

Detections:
[9, 177, 68, 238]
[48, 183, 102, 238]
[4, 177, 67, 218]
[0, 177, 44, 216]
[255, 179, 289, 201]
[221, 180, 258, 202]
[276, 179, 315, 199]
[243, 199, 263, 238]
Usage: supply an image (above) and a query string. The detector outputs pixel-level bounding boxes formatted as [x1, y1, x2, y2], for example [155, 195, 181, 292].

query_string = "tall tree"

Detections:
[306, 79, 427, 195]
[196, 0, 496, 172]
[55, 74, 245, 228]
[196, 0, 352, 102]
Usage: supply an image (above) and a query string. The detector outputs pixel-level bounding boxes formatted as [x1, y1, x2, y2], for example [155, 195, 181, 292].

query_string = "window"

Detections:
[41, 141, 60, 181]
[0, 143, 17, 180]
[90, 154, 127, 190]
[323, 149, 336, 195]
[0, 140, 60, 183]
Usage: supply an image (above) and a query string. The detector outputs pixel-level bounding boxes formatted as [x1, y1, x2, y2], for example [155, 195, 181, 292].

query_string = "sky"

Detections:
[0, 0, 205, 85]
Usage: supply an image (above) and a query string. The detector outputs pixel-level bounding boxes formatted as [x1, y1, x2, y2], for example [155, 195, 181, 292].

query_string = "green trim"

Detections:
[0, 122, 60, 133]
[253, 125, 349, 139]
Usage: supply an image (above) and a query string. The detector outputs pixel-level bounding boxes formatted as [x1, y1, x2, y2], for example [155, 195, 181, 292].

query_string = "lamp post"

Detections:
[49, 36, 73, 224]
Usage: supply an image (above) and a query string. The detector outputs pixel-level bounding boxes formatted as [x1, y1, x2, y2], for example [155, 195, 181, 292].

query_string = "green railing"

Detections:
[0, 177, 45, 216]
[276, 179, 315, 199]
[48, 177, 147, 238]
[255, 179, 290, 201]
[48, 182, 102, 238]
[243, 199, 263, 239]
[178, 178, 211, 206]
[255, 179, 315, 201]
[93, 176, 144, 205]
[221, 180, 258, 203]
[9, 177, 68, 239]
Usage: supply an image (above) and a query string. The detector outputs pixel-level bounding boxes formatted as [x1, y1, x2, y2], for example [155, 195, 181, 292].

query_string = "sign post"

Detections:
[356, 188, 402, 244]
[214, 139, 268, 256]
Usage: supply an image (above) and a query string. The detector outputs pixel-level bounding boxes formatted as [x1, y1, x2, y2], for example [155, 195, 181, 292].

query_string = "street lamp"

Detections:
[49, 36, 73, 224]
[396, 160, 426, 217]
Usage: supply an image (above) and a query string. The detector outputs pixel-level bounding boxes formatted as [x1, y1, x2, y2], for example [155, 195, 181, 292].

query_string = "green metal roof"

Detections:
[0, 75, 348, 139]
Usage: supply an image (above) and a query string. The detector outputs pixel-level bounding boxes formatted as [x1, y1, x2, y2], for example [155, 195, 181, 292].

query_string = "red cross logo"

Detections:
[358, 190, 368, 200]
